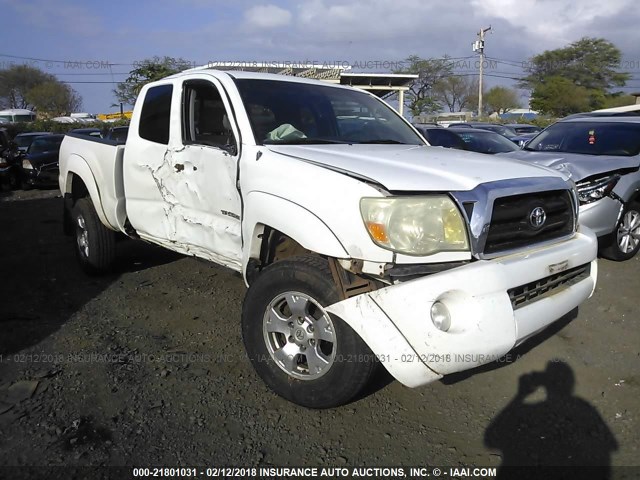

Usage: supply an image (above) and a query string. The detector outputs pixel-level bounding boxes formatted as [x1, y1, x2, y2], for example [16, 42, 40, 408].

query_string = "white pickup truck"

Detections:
[59, 68, 598, 408]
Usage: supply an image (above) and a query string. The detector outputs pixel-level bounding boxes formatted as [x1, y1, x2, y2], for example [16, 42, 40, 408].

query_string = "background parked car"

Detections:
[69, 128, 102, 138]
[103, 126, 129, 143]
[452, 122, 534, 147]
[448, 127, 520, 154]
[21, 134, 65, 189]
[502, 117, 640, 260]
[413, 125, 467, 150]
[13, 132, 52, 156]
[505, 123, 542, 135]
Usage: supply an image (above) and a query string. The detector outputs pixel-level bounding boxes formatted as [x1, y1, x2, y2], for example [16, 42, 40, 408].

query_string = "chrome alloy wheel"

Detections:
[263, 291, 336, 380]
[76, 214, 89, 259]
[617, 209, 640, 254]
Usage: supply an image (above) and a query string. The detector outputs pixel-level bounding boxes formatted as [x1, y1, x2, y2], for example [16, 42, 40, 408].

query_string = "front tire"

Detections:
[72, 197, 116, 274]
[242, 255, 377, 408]
[600, 202, 640, 261]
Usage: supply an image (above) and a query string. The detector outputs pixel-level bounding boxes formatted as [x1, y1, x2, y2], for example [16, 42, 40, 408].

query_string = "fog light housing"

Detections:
[430, 301, 451, 332]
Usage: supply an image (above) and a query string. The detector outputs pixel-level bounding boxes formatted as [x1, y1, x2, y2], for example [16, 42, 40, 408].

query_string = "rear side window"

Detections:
[139, 84, 173, 144]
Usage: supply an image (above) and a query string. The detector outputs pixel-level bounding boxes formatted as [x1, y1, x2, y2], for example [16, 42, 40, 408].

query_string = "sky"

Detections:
[2, 0, 640, 114]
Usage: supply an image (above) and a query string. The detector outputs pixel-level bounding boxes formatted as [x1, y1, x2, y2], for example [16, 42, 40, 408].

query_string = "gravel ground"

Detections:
[0, 189, 638, 477]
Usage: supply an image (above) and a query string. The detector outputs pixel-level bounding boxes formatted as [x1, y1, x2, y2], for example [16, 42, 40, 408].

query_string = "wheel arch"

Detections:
[61, 155, 113, 233]
[241, 192, 349, 285]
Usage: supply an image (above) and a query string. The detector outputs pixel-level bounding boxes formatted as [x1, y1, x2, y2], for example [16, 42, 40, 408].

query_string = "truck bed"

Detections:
[58, 133, 128, 232]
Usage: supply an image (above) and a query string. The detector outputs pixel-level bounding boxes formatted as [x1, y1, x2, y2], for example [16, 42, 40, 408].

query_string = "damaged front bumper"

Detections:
[578, 196, 622, 238]
[326, 228, 598, 388]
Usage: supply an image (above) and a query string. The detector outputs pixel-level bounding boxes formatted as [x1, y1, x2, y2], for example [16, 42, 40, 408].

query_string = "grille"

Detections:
[508, 263, 591, 310]
[484, 190, 574, 254]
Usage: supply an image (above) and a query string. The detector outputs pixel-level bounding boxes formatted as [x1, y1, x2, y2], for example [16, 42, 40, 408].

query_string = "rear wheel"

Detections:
[600, 202, 640, 261]
[72, 197, 116, 274]
[242, 255, 377, 408]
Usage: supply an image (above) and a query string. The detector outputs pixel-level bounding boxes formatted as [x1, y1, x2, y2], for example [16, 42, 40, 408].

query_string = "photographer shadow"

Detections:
[484, 361, 618, 479]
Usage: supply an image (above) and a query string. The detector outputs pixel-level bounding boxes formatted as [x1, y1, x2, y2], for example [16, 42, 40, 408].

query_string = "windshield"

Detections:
[454, 130, 519, 154]
[525, 121, 640, 156]
[234, 79, 424, 145]
[511, 125, 540, 134]
[15, 134, 46, 148]
[421, 128, 467, 150]
[477, 124, 517, 137]
[28, 136, 63, 154]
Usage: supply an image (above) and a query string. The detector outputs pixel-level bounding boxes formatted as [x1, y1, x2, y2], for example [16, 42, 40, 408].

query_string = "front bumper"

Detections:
[23, 166, 59, 187]
[326, 228, 598, 388]
[579, 197, 622, 237]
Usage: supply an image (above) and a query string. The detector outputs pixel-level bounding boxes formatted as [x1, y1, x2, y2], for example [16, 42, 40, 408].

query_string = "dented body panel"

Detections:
[59, 70, 599, 390]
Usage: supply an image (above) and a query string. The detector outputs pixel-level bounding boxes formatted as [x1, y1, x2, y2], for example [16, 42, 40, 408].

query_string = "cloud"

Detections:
[244, 4, 292, 28]
[471, 0, 633, 46]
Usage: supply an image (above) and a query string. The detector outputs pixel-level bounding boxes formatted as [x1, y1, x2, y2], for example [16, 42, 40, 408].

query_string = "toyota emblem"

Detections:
[529, 206, 547, 228]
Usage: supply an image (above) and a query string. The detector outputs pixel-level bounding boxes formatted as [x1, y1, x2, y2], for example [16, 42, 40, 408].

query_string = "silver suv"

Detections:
[503, 116, 640, 260]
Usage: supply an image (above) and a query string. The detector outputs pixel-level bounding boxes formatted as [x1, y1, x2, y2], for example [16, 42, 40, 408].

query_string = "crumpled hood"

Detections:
[266, 144, 564, 192]
[501, 150, 640, 182]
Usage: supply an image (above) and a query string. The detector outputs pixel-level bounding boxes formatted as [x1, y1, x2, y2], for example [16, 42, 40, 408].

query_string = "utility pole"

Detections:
[473, 26, 491, 118]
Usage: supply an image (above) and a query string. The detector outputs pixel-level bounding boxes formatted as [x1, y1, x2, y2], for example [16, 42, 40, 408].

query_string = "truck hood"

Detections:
[500, 150, 640, 182]
[266, 144, 563, 192]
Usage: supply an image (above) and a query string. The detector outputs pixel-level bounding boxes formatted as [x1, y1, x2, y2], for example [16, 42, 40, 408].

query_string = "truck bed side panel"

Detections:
[59, 134, 126, 231]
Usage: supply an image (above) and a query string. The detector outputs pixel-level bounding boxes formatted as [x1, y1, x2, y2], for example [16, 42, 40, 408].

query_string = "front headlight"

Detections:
[576, 175, 619, 205]
[22, 159, 34, 170]
[360, 196, 469, 256]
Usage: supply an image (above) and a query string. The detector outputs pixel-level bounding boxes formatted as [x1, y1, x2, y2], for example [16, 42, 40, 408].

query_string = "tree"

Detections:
[26, 81, 83, 116]
[0, 65, 57, 109]
[484, 86, 521, 114]
[521, 37, 630, 116]
[395, 55, 453, 116]
[113, 56, 194, 106]
[521, 37, 629, 91]
[529, 76, 593, 117]
[433, 75, 479, 112]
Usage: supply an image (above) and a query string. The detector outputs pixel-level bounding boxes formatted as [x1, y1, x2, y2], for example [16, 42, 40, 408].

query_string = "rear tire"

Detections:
[72, 197, 116, 274]
[242, 255, 377, 409]
[600, 202, 640, 261]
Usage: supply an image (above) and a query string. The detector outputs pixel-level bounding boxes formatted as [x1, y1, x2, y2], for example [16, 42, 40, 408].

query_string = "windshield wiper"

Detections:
[263, 138, 350, 145]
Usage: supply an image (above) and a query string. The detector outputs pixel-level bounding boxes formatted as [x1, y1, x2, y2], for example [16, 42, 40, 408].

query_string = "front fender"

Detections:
[242, 191, 349, 282]
[61, 154, 115, 230]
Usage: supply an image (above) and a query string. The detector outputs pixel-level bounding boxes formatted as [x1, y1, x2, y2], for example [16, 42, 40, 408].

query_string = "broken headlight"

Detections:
[576, 174, 619, 205]
[22, 159, 34, 170]
[360, 196, 469, 256]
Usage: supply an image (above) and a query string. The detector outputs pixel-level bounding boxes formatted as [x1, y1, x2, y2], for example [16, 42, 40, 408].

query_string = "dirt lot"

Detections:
[0, 189, 638, 477]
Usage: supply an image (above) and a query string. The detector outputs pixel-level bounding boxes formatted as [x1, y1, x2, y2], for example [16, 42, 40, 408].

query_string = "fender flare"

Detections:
[242, 191, 349, 281]
[62, 154, 115, 230]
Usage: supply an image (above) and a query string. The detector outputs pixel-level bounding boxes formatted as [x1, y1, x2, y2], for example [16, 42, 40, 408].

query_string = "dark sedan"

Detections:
[448, 127, 520, 154]
[414, 125, 467, 150]
[13, 132, 52, 155]
[21, 135, 65, 188]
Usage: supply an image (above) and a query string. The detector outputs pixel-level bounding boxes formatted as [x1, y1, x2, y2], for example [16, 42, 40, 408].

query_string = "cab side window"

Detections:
[182, 80, 236, 152]
[139, 84, 173, 145]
